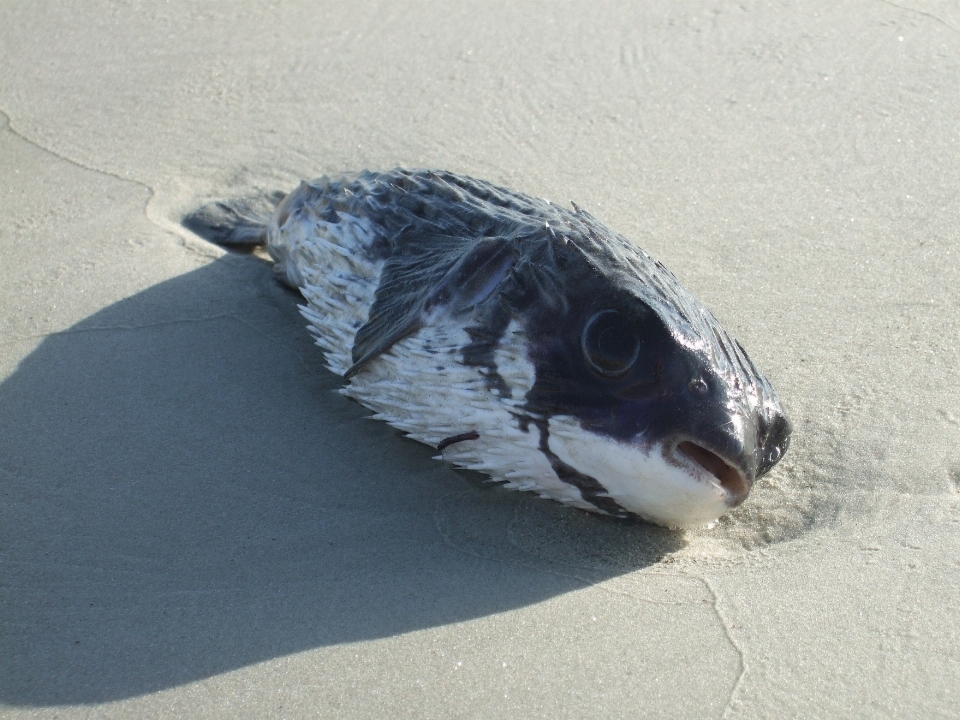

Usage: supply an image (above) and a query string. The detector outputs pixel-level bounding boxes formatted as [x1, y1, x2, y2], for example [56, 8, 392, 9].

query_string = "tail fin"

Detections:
[182, 190, 286, 246]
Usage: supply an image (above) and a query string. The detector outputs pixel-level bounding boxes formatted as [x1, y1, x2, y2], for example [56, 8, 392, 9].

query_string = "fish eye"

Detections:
[581, 310, 641, 378]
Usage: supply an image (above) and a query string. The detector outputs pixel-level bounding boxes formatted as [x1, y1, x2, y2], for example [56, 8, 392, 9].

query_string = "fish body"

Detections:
[185, 169, 791, 528]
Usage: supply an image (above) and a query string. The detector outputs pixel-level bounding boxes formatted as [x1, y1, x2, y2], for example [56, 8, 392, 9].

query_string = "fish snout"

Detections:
[670, 408, 759, 507]
[671, 401, 792, 509]
[674, 440, 753, 507]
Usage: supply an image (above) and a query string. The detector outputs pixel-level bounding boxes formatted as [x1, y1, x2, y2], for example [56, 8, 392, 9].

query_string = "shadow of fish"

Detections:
[184, 169, 791, 528]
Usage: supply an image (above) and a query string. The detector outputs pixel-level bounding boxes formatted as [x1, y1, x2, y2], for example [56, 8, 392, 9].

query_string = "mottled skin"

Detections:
[186, 169, 792, 524]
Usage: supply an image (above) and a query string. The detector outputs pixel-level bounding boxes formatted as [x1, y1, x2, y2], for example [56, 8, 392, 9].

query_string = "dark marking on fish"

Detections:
[531, 417, 631, 517]
[437, 431, 481, 452]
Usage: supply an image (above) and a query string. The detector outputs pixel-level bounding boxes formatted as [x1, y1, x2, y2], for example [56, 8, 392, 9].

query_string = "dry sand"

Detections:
[2, 1, 959, 717]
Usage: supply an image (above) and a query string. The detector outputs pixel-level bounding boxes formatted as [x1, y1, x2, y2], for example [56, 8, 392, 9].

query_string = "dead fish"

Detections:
[184, 169, 791, 528]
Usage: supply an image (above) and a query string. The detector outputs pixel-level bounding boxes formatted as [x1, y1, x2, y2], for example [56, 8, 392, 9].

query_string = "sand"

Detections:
[2, 1, 959, 717]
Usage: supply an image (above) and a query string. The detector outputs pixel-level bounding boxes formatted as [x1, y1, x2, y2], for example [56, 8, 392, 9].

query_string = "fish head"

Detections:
[522, 287, 792, 528]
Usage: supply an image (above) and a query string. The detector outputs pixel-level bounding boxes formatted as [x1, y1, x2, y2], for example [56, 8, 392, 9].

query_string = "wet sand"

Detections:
[2, 2, 959, 717]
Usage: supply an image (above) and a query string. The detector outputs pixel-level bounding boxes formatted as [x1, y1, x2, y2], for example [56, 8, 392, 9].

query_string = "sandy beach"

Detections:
[2, 1, 959, 717]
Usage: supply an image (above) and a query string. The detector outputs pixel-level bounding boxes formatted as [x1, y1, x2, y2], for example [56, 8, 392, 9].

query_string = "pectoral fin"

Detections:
[346, 235, 519, 378]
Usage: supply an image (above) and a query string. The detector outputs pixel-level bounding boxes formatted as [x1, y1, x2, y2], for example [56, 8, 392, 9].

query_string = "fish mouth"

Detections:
[675, 441, 750, 507]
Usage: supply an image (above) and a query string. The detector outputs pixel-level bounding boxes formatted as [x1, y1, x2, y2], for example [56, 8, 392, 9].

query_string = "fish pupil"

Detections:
[597, 327, 628, 357]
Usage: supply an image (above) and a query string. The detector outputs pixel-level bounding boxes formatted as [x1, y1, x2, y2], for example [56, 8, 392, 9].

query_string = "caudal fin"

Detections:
[182, 191, 286, 246]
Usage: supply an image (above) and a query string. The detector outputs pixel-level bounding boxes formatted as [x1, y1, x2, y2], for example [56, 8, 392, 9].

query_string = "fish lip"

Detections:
[672, 440, 752, 507]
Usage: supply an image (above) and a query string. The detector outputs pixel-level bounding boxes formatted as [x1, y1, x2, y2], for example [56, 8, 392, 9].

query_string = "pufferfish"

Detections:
[184, 169, 791, 528]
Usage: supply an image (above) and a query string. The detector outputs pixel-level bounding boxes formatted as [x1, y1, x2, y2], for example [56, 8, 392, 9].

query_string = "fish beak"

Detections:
[673, 440, 752, 507]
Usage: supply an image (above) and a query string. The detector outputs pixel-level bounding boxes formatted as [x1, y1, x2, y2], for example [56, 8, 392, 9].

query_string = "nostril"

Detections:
[676, 441, 751, 506]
